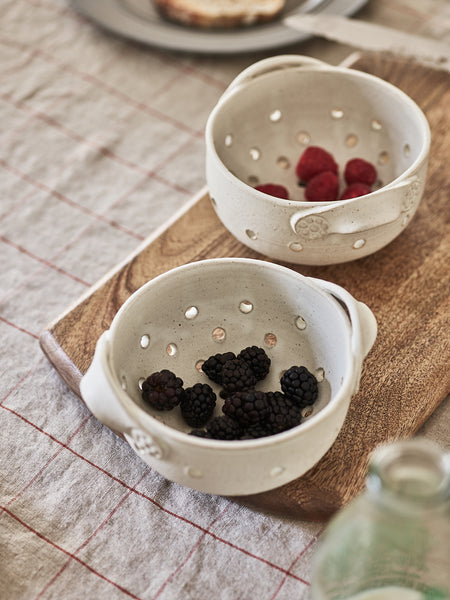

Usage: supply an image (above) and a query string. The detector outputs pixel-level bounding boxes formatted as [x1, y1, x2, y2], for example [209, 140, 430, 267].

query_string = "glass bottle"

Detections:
[310, 438, 450, 600]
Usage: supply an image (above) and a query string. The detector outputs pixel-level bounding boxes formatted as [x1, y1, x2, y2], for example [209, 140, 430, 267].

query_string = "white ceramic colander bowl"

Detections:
[80, 259, 377, 495]
[206, 55, 430, 265]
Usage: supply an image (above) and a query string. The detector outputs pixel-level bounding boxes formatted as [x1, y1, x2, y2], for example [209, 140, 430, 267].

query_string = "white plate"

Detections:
[71, 0, 369, 54]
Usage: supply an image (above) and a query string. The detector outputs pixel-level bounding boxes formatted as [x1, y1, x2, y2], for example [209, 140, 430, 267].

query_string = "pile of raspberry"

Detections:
[140, 346, 319, 441]
[255, 146, 378, 202]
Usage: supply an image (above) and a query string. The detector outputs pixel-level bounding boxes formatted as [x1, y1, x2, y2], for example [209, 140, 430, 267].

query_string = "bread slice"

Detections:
[153, 0, 286, 28]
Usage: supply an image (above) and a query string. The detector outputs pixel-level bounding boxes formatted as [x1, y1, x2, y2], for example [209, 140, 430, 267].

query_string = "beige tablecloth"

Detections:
[1, 1, 449, 598]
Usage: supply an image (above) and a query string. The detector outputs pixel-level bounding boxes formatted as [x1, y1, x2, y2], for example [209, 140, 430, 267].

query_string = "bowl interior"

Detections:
[210, 68, 427, 201]
[109, 260, 353, 434]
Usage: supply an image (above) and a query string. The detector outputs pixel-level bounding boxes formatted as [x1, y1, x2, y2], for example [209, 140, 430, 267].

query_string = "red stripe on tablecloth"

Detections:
[151, 502, 232, 600]
[0, 315, 39, 340]
[2, 415, 92, 511]
[1, 402, 310, 584]
[268, 535, 322, 599]
[0, 357, 45, 407]
[1, 236, 90, 287]
[1, 506, 143, 600]
[34, 468, 151, 600]
[0, 10, 228, 93]
[0, 157, 145, 240]
[0, 92, 192, 195]
[0, 39, 204, 138]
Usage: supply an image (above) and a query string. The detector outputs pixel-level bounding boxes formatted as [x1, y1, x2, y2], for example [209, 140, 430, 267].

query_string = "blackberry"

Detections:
[206, 416, 241, 441]
[237, 346, 271, 381]
[181, 383, 216, 428]
[201, 351, 236, 384]
[141, 369, 185, 411]
[240, 422, 271, 440]
[221, 358, 257, 395]
[280, 366, 318, 408]
[265, 391, 302, 434]
[189, 429, 211, 438]
[222, 390, 268, 428]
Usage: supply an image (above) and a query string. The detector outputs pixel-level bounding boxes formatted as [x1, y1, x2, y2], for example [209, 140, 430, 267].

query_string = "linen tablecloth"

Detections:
[1, 1, 449, 598]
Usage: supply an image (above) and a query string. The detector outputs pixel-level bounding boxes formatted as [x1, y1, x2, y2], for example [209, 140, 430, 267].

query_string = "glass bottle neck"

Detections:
[366, 438, 450, 513]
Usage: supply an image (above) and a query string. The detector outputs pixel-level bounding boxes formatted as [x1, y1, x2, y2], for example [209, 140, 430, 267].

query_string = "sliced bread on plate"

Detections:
[153, 0, 286, 28]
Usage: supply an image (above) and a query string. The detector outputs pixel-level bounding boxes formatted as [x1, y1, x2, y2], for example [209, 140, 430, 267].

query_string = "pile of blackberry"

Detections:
[140, 345, 319, 441]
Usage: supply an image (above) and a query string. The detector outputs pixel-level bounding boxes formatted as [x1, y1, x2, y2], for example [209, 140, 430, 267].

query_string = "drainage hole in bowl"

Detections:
[212, 327, 226, 342]
[330, 108, 344, 120]
[276, 156, 290, 169]
[195, 359, 204, 372]
[248, 175, 259, 186]
[315, 367, 325, 382]
[166, 343, 178, 356]
[353, 239, 366, 250]
[246, 229, 257, 240]
[371, 119, 382, 131]
[140, 334, 150, 349]
[185, 306, 198, 320]
[121, 375, 127, 391]
[225, 134, 233, 147]
[249, 147, 261, 161]
[185, 466, 203, 478]
[289, 242, 303, 252]
[296, 131, 311, 145]
[345, 133, 358, 148]
[269, 109, 282, 122]
[295, 316, 307, 330]
[239, 300, 253, 314]
[264, 333, 277, 348]
[138, 377, 145, 391]
[378, 151, 389, 165]
[403, 144, 411, 157]
[270, 466, 285, 477]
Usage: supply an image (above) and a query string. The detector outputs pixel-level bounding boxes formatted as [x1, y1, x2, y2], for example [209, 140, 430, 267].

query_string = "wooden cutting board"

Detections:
[40, 53, 450, 521]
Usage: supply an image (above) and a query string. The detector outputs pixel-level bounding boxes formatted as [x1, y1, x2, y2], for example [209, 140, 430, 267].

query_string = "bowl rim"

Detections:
[205, 62, 431, 208]
[106, 257, 360, 450]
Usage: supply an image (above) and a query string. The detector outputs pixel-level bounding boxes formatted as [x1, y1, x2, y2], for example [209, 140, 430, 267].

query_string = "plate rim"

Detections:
[70, 0, 369, 54]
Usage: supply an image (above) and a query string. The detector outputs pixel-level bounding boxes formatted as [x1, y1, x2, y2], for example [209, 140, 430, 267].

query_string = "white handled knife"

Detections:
[283, 13, 450, 71]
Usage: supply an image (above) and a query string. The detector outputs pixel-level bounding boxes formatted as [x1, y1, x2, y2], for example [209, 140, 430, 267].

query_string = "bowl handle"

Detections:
[290, 175, 422, 235]
[79, 330, 137, 434]
[308, 278, 377, 390]
[220, 55, 328, 103]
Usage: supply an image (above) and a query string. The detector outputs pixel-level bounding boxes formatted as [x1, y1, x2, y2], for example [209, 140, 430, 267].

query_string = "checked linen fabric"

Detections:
[1, 1, 449, 598]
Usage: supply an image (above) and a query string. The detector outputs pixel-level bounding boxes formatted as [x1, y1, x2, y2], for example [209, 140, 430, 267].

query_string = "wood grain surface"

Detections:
[40, 53, 450, 521]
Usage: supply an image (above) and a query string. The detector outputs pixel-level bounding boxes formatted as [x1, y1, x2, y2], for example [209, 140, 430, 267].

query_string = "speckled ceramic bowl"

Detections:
[205, 55, 430, 265]
[80, 258, 377, 495]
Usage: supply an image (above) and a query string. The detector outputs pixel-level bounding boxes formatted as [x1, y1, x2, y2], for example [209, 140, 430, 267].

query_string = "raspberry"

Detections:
[206, 416, 241, 440]
[141, 369, 185, 411]
[280, 366, 318, 408]
[265, 391, 303, 434]
[344, 158, 377, 186]
[255, 183, 289, 200]
[305, 171, 339, 202]
[340, 182, 372, 200]
[222, 390, 268, 428]
[237, 346, 271, 381]
[180, 383, 216, 428]
[221, 358, 257, 395]
[201, 351, 236, 384]
[295, 146, 338, 182]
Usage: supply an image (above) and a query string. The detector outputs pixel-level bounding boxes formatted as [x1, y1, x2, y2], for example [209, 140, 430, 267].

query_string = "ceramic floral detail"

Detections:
[295, 215, 329, 240]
